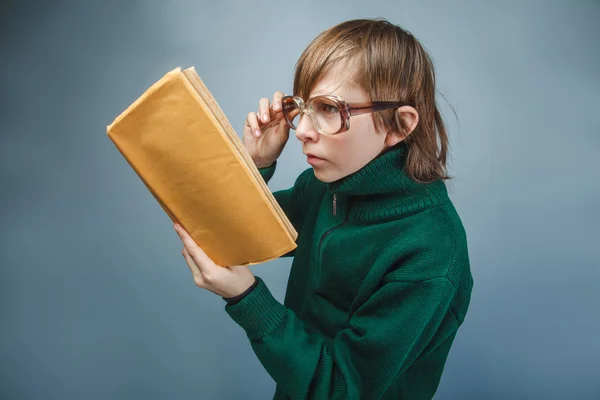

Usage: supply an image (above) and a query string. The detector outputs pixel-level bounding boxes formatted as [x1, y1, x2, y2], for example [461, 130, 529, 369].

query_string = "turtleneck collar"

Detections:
[325, 142, 449, 222]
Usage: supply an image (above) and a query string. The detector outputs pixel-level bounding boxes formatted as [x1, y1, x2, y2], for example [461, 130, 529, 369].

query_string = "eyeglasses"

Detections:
[281, 94, 415, 135]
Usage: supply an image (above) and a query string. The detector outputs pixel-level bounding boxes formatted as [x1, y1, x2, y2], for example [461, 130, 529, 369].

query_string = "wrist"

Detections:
[254, 160, 275, 169]
[223, 277, 258, 305]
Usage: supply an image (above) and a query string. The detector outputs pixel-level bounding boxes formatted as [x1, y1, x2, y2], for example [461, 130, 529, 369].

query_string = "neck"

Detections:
[324, 142, 449, 222]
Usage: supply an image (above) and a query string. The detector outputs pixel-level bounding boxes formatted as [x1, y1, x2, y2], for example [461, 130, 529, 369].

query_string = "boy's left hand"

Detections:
[173, 223, 256, 298]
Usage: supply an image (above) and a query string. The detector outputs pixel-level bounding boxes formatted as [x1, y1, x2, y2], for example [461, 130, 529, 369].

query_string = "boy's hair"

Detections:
[293, 18, 454, 183]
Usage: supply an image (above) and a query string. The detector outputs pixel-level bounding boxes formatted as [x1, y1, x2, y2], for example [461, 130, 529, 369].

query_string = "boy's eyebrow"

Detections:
[309, 81, 346, 99]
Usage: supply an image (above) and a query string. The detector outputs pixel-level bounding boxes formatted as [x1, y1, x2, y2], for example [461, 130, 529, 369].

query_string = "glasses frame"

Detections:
[281, 94, 416, 135]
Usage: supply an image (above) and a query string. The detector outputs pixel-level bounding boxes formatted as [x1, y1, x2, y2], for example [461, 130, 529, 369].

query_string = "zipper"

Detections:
[315, 192, 347, 278]
[332, 193, 336, 215]
[321, 192, 340, 254]
[317, 218, 347, 265]
[316, 215, 348, 279]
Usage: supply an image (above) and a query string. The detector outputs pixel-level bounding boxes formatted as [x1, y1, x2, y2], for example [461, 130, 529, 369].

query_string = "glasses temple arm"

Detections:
[348, 102, 415, 116]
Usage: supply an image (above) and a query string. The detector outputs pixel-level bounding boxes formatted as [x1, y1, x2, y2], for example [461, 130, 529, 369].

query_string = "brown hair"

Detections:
[292, 18, 455, 183]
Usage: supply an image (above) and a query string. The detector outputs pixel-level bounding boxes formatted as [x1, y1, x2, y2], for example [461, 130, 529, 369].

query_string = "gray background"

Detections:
[1, 1, 598, 399]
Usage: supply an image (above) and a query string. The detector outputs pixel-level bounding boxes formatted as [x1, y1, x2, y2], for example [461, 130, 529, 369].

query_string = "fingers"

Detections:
[182, 246, 200, 275]
[272, 91, 284, 113]
[174, 223, 212, 273]
[246, 111, 261, 137]
[260, 91, 287, 122]
[183, 247, 210, 288]
[245, 91, 286, 138]
[258, 97, 270, 124]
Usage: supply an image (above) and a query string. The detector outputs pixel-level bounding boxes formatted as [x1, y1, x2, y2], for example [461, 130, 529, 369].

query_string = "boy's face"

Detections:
[295, 63, 402, 183]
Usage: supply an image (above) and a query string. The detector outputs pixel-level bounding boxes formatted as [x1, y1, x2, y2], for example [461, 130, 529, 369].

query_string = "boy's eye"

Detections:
[316, 103, 338, 115]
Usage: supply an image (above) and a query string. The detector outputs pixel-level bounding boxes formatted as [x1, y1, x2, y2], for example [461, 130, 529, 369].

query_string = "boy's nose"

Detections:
[295, 113, 319, 142]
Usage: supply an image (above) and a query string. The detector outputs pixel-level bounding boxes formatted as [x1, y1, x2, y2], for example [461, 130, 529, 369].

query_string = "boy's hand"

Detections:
[173, 223, 256, 298]
[243, 91, 291, 168]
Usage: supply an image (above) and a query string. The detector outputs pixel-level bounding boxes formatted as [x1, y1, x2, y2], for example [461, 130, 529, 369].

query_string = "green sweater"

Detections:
[224, 142, 473, 399]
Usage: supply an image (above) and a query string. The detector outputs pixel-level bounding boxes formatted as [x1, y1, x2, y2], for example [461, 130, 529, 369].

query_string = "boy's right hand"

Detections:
[243, 91, 291, 169]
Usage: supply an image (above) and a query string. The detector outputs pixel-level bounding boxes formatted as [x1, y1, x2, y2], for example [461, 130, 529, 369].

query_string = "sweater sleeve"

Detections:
[257, 160, 312, 259]
[224, 275, 456, 400]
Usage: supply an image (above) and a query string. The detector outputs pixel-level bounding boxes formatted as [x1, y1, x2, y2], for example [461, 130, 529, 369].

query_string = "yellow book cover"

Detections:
[106, 67, 297, 267]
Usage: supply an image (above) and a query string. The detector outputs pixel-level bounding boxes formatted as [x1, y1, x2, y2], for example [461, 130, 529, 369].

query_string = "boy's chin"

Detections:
[313, 168, 346, 183]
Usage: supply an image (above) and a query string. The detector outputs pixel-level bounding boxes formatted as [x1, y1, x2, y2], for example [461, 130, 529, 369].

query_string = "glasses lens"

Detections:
[282, 98, 302, 129]
[310, 97, 342, 135]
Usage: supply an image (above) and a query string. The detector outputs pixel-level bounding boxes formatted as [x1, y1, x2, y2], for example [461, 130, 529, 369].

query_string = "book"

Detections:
[106, 67, 297, 267]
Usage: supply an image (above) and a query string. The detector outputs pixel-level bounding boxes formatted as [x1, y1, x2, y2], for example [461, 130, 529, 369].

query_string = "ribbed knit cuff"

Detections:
[224, 276, 287, 340]
[258, 160, 277, 183]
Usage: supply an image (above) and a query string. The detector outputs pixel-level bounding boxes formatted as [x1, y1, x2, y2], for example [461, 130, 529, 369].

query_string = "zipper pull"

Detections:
[332, 193, 337, 215]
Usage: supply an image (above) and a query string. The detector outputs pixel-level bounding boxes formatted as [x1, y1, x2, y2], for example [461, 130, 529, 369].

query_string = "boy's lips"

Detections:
[305, 152, 326, 166]
[304, 152, 325, 160]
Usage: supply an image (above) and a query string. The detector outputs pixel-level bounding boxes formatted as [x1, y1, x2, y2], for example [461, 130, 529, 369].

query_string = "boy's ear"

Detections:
[385, 106, 419, 146]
